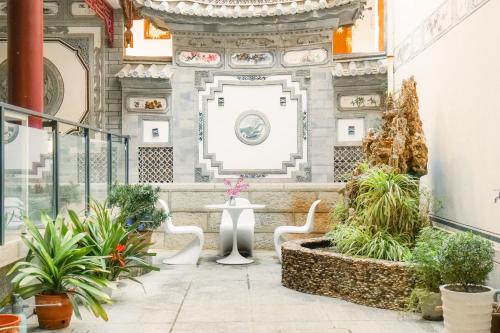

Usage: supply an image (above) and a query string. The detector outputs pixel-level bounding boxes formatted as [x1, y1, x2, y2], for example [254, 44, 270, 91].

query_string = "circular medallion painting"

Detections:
[0, 58, 64, 116]
[3, 122, 19, 144]
[234, 111, 270, 146]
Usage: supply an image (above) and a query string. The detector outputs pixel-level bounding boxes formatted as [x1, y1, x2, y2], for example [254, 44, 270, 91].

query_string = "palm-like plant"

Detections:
[8, 214, 110, 320]
[69, 201, 159, 282]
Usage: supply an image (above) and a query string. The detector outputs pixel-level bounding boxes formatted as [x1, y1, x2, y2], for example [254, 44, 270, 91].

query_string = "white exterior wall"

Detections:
[392, 0, 500, 286]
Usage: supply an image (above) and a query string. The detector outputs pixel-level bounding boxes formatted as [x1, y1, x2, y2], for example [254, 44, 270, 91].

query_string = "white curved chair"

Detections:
[159, 199, 204, 265]
[220, 197, 255, 257]
[273, 199, 322, 262]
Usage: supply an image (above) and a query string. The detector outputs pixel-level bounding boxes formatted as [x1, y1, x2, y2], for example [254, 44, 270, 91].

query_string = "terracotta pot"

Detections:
[35, 294, 73, 330]
[0, 314, 21, 333]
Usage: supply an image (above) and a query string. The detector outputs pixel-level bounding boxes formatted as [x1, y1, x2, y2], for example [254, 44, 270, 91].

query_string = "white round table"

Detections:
[205, 203, 265, 265]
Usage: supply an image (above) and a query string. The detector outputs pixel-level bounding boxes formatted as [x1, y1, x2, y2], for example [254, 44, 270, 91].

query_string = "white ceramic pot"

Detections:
[440, 285, 495, 333]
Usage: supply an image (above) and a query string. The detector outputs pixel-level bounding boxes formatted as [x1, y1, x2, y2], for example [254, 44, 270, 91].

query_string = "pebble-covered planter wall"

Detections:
[281, 237, 415, 311]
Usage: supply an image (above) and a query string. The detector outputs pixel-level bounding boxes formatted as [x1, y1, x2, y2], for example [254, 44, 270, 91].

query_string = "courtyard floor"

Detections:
[29, 251, 444, 333]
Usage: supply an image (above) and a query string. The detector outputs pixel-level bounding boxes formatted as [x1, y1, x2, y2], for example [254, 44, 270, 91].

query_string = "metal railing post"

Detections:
[52, 121, 59, 218]
[0, 106, 4, 245]
[125, 137, 129, 184]
[84, 128, 90, 214]
[107, 133, 112, 195]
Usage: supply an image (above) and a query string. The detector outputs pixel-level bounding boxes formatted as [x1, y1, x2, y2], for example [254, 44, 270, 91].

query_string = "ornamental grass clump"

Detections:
[438, 231, 494, 292]
[329, 164, 429, 261]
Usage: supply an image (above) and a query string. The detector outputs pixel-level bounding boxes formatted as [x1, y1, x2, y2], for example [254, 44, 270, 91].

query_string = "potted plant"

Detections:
[8, 215, 110, 329]
[0, 314, 21, 333]
[438, 232, 495, 332]
[223, 176, 249, 206]
[408, 227, 448, 320]
[69, 201, 159, 290]
[107, 184, 167, 243]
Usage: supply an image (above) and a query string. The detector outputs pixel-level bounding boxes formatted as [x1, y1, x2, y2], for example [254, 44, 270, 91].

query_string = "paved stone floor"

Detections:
[29, 251, 444, 333]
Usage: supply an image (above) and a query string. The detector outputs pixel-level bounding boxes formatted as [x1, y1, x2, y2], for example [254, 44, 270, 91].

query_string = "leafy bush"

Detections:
[70, 201, 159, 282]
[9, 215, 110, 320]
[328, 224, 412, 261]
[352, 166, 424, 239]
[108, 184, 167, 231]
[411, 227, 449, 292]
[438, 232, 494, 292]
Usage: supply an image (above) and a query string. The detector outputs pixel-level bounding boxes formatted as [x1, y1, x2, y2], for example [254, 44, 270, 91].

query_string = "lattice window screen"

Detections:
[77, 151, 118, 183]
[138, 147, 173, 183]
[333, 146, 364, 182]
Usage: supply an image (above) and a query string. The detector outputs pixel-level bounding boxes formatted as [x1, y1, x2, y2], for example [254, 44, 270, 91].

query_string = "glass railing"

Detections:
[0, 103, 129, 245]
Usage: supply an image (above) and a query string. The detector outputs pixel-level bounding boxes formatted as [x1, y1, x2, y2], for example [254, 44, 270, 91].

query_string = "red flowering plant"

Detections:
[224, 176, 250, 203]
[70, 201, 159, 283]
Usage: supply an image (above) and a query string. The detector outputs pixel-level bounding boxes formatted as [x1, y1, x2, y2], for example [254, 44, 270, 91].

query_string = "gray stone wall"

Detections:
[104, 10, 125, 133]
[309, 67, 336, 183]
[150, 183, 342, 251]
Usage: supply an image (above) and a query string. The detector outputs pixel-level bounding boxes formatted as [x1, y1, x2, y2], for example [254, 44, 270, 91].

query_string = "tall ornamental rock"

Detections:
[363, 76, 428, 177]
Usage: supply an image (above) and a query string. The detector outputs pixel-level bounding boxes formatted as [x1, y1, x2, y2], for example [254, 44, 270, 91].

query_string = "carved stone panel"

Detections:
[0, 58, 64, 116]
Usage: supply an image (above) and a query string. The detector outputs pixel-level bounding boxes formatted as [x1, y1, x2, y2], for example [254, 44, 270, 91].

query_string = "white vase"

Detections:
[440, 284, 495, 333]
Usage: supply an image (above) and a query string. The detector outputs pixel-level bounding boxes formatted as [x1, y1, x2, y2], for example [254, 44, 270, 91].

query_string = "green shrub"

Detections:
[411, 227, 449, 292]
[328, 223, 412, 261]
[108, 184, 167, 231]
[439, 232, 494, 292]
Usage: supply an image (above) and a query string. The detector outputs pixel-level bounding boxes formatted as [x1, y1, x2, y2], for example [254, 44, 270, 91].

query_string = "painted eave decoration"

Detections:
[332, 57, 387, 77]
[136, 0, 360, 18]
[117, 63, 174, 79]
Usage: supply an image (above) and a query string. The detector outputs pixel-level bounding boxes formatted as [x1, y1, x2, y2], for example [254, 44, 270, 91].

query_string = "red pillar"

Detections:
[7, 0, 44, 128]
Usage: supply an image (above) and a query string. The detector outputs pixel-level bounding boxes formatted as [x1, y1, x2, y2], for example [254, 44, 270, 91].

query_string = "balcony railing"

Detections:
[0, 103, 129, 245]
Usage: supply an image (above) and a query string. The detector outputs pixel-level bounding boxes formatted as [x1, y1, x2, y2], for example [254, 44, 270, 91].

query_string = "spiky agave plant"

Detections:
[9, 214, 111, 320]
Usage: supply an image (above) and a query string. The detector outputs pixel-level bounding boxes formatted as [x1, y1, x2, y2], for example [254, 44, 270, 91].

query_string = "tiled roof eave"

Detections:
[136, 0, 362, 19]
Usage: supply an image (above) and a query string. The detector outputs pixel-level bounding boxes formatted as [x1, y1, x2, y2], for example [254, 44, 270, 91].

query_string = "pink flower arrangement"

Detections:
[224, 176, 249, 198]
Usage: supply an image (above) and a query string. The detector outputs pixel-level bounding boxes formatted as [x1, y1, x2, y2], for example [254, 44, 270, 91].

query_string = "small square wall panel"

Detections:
[143, 120, 169, 143]
[337, 118, 365, 142]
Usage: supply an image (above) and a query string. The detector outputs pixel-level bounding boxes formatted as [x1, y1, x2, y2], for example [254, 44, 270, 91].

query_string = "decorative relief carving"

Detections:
[233, 38, 274, 47]
[0, 58, 64, 116]
[236, 75, 267, 81]
[234, 111, 271, 146]
[128, 97, 167, 112]
[188, 38, 222, 47]
[71, 2, 96, 16]
[339, 94, 381, 110]
[394, 0, 490, 69]
[333, 146, 364, 182]
[230, 52, 274, 67]
[283, 48, 328, 66]
[62, 38, 91, 68]
[44, 26, 70, 35]
[176, 50, 222, 67]
[93, 46, 104, 128]
[0, 2, 59, 16]
[195, 71, 210, 87]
